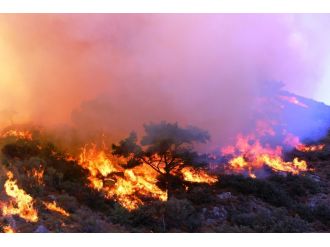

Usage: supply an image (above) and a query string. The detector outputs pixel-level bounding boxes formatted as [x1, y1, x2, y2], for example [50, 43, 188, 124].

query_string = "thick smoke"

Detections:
[0, 14, 330, 146]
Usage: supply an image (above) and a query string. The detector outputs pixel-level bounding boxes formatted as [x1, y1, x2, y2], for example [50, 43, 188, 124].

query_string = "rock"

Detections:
[34, 225, 49, 233]
[308, 174, 321, 183]
[212, 206, 227, 220]
[48, 195, 56, 201]
[308, 193, 328, 208]
[205, 218, 217, 225]
[217, 192, 232, 200]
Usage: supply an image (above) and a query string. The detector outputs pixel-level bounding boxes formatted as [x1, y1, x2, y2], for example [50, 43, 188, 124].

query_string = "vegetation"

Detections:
[112, 121, 210, 198]
[1, 123, 330, 233]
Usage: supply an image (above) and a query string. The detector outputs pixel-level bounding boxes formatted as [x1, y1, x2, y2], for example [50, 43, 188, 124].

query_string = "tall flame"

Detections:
[78, 145, 167, 211]
[2, 171, 38, 222]
[77, 145, 217, 210]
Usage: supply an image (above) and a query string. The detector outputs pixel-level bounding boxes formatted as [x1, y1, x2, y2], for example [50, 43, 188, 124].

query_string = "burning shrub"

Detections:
[112, 122, 212, 200]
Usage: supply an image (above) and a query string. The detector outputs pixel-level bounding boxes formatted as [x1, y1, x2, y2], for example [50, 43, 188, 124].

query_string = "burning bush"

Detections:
[112, 122, 214, 199]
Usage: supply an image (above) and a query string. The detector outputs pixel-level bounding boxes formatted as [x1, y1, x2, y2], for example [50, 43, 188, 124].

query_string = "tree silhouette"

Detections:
[112, 121, 210, 198]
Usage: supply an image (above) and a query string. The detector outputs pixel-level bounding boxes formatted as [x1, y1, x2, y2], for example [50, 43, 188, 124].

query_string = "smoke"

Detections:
[0, 14, 330, 146]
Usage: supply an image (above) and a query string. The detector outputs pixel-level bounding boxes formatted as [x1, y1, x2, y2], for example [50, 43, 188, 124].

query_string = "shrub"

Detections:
[164, 198, 201, 232]
[1, 140, 40, 160]
[217, 175, 292, 207]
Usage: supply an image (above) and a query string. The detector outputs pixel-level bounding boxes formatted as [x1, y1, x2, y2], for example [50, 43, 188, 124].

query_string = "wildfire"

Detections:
[28, 167, 44, 185]
[181, 167, 218, 184]
[280, 95, 308, 108]
[284, 133, 325, 152]
[2, 225, 15, 233]
[222, 133, 309, 177]
[78, 145, 167, 211]
[43, 201, 70, 217]
[2, 171, 38, 222]
[77, 144, 217, 210]
[79, 144, 120, 177]
[1, 129, 32, 140]
[296, 144, 325, 152]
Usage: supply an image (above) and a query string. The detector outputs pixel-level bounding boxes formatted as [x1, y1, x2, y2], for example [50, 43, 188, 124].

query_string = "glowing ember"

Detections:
[1, 129, 32, 140]
[280, 95, 308, 108]
[78, 145, 167, 211]
[2, 171, 38, 222]
[43, 201, 70, 217]
[181, 167, 218, 184]
[2, 225, 15, 233]
[28, 167, 44, 185]
[296, 144, 325, 152]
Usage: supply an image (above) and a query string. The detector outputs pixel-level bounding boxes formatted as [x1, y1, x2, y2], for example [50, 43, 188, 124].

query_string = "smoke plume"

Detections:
[1, 14, 330, 146]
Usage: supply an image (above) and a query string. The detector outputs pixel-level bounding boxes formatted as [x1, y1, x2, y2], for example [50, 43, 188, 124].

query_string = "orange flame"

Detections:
[28, 167, 44, 185]
[1, 129, 32, 140]
[2, 172, 38, 222]
[222, 132, 309, 177]
[43, 201, 70, 217]
[2, 225, 15, 233]
[284, 133, 325, 152]
[78, 144, 218, 210]
[280, 95, 308, 108]
[78, 145, 167, 211]
[296, 144, 325, 152]
[181, 167, 218, 184]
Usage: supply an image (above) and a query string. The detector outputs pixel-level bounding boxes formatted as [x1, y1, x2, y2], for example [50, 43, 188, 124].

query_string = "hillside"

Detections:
[1, 90, 330, 233]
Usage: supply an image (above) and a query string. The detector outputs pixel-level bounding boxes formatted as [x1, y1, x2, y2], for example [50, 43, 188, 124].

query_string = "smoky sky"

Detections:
[0, 14, 330, 145]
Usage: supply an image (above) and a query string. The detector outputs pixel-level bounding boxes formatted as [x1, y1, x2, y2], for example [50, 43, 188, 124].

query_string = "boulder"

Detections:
[217, 192, 232, 200]
[34, 225, 49, 233]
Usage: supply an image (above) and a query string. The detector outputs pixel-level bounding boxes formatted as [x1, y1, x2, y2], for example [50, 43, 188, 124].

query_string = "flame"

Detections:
[43, 201, 70, 217]
[222, 132, 309, 177]
[78, 144, 120, 177]
[27, 167, 44, 185]
[1, 129, 32, 140]
[78, 145, 167, 211]
[296, 144, 325, 152]
[2, 225, 15, 233]
[284, 133, 325, 152]
[181, 167, 218, 184]
[77, 144, 217, 210]
[2, 171, 38, 222]
[280, 95, 308, 108]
